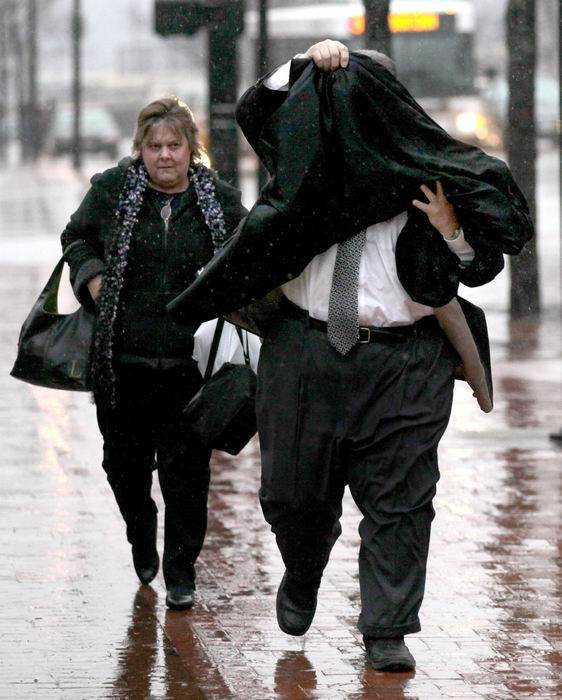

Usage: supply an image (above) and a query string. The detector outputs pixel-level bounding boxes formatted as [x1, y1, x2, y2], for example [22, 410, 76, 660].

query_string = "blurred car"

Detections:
[418, 94, 503, 150]
[482, 75, 560, 142]
[48, 105, 121, 158]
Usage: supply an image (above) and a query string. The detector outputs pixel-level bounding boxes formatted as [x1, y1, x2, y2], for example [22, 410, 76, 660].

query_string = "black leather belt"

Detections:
[281, 297, 430, 345]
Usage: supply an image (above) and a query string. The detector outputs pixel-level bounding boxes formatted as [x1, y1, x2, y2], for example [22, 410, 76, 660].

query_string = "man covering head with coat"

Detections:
[208, 40, 533, 673]
[168, 39, 532, 323]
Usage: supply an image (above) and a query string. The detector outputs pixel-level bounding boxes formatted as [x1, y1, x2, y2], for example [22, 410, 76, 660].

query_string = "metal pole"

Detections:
[0, 5, 8, 161]
[364, 0, 391, 55]
[22, 0, 39, 161]
[9, 3, 26, 161]
[72, 0, 82, 171]
[507, 0, 539, 317]
[207, 1, 243, 186]
[257, 0, 268, 188]
[257, 0, 268, 76]
[208, 25, 238, 185]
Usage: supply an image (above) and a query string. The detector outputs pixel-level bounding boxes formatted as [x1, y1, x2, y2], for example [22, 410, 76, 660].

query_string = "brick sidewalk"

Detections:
[2, 261, 560, 699]
[1, 152, 560, 698]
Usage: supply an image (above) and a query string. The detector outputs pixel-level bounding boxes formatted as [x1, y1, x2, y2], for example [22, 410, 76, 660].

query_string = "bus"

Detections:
[243, 0, 501, 149]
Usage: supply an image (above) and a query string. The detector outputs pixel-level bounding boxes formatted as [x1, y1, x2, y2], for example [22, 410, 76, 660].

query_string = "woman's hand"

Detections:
[412, 181, 459, 239]
[296, 40, 349, 72]
[87, 273, 103, 305]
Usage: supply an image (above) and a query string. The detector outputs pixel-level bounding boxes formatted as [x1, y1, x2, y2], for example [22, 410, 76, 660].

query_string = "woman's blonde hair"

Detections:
[132, 95, 206, 163]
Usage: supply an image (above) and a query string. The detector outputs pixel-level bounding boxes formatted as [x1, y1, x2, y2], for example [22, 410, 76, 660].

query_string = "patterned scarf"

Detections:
[92, 159, 228, 408]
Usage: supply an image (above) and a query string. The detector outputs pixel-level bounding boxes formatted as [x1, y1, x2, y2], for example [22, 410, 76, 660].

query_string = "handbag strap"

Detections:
[235, 326, 251, 366]
[204, 319, 252, 380]
[42, 258, 66, 314]
[204, 317, 225, 381]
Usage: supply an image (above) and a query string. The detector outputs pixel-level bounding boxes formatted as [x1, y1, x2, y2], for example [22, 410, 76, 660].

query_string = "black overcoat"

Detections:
[168, 53, 534, 323]
[61, 158, 246, 363]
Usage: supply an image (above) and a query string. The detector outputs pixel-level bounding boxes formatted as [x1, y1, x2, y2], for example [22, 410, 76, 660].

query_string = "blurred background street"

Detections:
[0, 0, 560, 698]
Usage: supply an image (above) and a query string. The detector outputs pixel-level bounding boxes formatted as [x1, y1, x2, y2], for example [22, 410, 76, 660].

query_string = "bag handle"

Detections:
[204, 318, 252, 380]
[235, 326, 251, 366]
[41, 258, 66, 314]
[204, 317, 225, 381]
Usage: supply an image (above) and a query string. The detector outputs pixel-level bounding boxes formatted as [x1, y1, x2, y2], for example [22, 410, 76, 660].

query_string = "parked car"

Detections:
[47, 105, 122, 158]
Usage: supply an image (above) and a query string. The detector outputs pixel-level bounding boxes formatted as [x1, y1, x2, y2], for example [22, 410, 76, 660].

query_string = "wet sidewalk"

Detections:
[1, 155, 561, 699]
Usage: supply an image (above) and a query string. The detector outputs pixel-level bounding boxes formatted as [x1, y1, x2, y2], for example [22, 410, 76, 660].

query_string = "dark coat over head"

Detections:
[167, 53, 534, 323]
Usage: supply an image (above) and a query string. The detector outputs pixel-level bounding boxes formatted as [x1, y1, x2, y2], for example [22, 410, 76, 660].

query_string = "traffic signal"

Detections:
[153, 0, 244, 185]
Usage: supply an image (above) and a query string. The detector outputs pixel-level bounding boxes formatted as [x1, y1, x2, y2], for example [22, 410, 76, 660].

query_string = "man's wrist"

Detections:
[443, 225, 463, 241]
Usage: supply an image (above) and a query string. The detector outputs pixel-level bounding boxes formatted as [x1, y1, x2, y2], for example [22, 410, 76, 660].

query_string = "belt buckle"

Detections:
[358, 327, 371, 343]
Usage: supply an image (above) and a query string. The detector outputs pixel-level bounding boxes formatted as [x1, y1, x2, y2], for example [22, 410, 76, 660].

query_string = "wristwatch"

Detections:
[447, 226, 463, 241]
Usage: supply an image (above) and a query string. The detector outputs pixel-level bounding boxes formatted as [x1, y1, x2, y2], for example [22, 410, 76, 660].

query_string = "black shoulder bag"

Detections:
[10, 258, 95, 391]
[183, 318, 257, 455]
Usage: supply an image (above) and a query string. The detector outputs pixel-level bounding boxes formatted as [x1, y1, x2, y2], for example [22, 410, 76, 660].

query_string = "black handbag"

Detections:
[183, 318, 257, 455]
[10, 258, 95, 391]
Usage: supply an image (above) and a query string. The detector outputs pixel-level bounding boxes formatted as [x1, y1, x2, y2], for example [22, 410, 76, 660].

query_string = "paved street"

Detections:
[1, 151, 560, 699]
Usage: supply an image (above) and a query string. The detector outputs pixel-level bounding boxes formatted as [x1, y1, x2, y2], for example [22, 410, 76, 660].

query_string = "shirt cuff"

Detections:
[264, 60, 292, 91]
[444, 229, 475, 265]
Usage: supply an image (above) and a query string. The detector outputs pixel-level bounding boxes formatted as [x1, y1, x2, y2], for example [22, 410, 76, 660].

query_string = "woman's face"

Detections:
[141, 124, 192, 193]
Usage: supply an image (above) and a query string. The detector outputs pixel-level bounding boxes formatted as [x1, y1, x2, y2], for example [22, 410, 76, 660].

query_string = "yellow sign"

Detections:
[389, 12, 441, 33]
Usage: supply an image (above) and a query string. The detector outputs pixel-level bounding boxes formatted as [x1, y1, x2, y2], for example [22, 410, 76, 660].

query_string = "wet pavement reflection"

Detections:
[111, 587, 209, 700]
[1, 157, 560, 698]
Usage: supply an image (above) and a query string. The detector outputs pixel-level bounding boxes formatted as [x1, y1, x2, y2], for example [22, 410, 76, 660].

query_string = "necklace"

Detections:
[155, 190, 175, 233]
[160, 197, 172, 231]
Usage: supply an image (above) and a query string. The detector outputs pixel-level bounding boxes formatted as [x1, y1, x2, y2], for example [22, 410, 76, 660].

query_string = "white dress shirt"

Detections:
[266, 61, 475, 326]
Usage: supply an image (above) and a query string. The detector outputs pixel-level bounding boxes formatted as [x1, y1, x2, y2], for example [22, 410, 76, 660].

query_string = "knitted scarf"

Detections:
[92, 159, 228, 408]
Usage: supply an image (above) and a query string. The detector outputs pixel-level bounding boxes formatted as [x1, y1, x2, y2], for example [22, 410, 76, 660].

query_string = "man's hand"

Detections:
[412, 181, 459, 239]
[297, 39, 349, 71]
[87, 273, 103, 304]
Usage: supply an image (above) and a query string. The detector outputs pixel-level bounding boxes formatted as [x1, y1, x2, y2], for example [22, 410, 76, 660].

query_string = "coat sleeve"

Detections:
[60, 175, 113, 310]
[235, 74, 290, 171]
[215, 180, 249, 235]
[457, 218, 505, 288]
[395, 210, 505, 307]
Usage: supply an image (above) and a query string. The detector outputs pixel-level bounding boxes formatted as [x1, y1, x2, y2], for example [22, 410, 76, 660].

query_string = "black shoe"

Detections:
[364, 636, 416, 672]
[276, 571, 319, 636]
[131, 540, 159, 585]
[166, 585, 194, 611]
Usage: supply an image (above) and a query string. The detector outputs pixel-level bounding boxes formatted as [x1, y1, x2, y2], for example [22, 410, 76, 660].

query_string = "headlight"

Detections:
[456, 112, 482, 134]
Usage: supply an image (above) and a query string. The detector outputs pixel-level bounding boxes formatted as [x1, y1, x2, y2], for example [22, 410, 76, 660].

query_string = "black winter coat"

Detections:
[168, 53, 534, 323]
[61, 158, 246, 364]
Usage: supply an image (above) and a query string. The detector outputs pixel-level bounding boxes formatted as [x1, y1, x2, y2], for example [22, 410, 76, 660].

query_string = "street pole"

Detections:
[208, 6, 239, 186]
[256, 0, 268, 189]
[9, 4, 26, 162]
[72, 0, 82, 171]
[0, 5, 7, 161]
[507, 0, 539, 317]
[23, 0, 39, 161]
[257, 0, 268, 75]
[364, 0, 391, 55]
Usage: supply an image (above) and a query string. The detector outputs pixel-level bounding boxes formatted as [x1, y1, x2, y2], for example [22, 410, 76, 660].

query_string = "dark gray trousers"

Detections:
[96, 364, 211, 589]
[257, 314, 457, 638]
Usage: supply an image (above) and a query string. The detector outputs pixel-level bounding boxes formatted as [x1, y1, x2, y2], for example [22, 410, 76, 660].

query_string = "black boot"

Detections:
[364, 636, 416, 672]
[131, 519, 159, 585]
[166, 584, 194, 611]
[276, 571, 321, 636]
